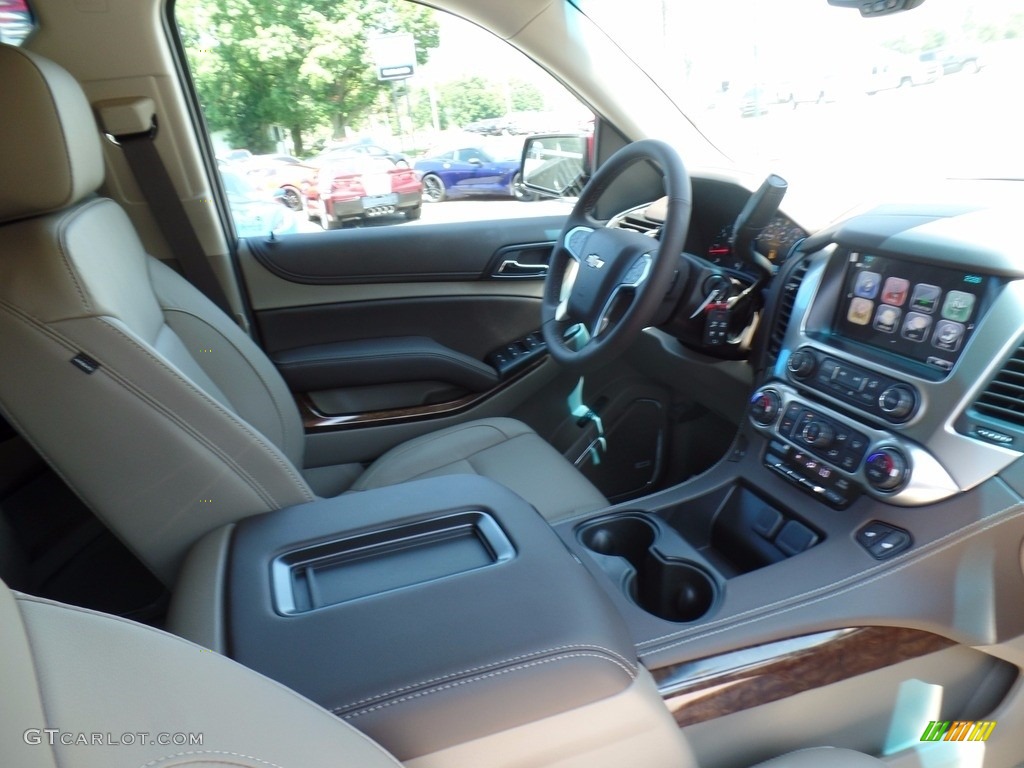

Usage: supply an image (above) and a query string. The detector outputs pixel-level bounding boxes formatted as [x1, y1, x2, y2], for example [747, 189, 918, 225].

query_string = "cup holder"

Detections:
[579, 514, 716, 623]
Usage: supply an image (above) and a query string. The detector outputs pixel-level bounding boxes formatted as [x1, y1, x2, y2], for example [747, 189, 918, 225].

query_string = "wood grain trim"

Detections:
[299, 358, 545, 432]
[655, 626, 955, 728]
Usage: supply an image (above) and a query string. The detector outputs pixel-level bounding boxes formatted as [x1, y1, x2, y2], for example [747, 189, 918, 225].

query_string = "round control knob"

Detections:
[878, 385, 916, 420]
[864, 448, 909, 492]
[749, 389, 782, 426]
[787, 349, 817, 379]
[801, 420, 835, 448]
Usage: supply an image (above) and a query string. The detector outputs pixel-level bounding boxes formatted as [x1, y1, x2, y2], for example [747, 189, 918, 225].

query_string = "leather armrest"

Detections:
[227, 476, 639, 761]
[271, 337, 499, 392]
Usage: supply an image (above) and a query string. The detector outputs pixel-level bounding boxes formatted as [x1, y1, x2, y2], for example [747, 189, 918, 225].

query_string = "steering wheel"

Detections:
[541, 139, 691, 368]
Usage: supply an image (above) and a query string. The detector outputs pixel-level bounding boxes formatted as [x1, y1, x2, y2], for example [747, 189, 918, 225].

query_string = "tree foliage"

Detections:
[437, 76, 504, 128]
[178, 0, 439, 155]
[509, 80, 544, 113]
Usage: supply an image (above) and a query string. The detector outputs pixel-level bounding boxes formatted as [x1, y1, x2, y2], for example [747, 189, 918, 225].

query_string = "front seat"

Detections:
[0, 43, 607, 584]
[1, 577, 887, 768]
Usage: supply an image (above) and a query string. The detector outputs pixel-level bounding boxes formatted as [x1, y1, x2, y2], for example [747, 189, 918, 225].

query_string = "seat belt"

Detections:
[94, 98, 234, 317]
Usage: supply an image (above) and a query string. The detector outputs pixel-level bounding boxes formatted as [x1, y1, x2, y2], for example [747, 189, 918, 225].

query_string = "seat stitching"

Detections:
[162, 307, 297, 462]
[329, 643, 637, 712]
[355, 422, 512, 488]
[338, 653, 637, 720]
[91, 320, 313, 504]
[8, 591, 62, 768]
[137, 750, 283, 768]
[53, 198, 114, 312]
[0, 302, 312, 507]
[14, 593, 405, 768]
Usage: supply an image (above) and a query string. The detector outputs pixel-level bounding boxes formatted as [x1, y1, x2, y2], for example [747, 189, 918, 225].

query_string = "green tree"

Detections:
[438, 76, 503, 128]
[510, 80, 543, 112]
[177, 0, 438, 155]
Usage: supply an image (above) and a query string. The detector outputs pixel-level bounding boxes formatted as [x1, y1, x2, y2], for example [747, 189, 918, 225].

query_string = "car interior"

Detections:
[3, 0, 1024, 767]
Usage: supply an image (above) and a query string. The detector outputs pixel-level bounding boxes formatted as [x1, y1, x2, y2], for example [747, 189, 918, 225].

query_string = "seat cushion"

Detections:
[751, 747, 886, 767]
[351, 417, 608, 522]
[2, 580, 404, 768]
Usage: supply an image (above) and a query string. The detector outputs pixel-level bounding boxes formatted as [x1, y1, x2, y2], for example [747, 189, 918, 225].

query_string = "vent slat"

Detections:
[768, 259, 809, 358]
[617, 214, 660, 236]
[974, 345, 1024, 428]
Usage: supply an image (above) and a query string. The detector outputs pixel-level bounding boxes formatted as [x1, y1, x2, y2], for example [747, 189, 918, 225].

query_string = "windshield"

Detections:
[577, 0, 1023, 195]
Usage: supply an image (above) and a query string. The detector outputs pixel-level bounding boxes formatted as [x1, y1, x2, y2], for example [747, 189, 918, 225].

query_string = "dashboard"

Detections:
[613, 173, 1024, 515]
[611, 177, 807, 279]
[748, 196, 1024, 512]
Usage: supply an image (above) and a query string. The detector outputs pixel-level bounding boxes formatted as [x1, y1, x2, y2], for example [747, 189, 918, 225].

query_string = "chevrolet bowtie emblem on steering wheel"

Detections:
[585, 254, 605, 269]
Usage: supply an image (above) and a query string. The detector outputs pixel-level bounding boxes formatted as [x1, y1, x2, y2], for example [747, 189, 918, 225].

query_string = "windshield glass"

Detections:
[576, 0, 1023, 194]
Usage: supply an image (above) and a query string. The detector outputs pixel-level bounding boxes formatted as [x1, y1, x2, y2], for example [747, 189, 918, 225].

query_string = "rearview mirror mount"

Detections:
[827, 0, 926, 17]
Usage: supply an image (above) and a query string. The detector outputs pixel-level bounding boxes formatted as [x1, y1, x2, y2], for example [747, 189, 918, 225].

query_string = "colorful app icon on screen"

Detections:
[873, 304, 901, 333]
[901, 311, 932, 342]
[881, 277, 910, 306]
[932, 319, 965, 351]
[941, 291, 975, 323]
[910, 283, 941, 313]
[853, 271, 881, 299]
[847, 297, 873, 326]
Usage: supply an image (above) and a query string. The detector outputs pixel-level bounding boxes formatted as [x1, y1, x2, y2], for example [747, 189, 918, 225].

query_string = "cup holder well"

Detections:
[578, 514, 716, 623]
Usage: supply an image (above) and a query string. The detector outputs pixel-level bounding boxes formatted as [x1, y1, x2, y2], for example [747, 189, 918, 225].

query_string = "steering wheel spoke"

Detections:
[541, 139, 692, 369]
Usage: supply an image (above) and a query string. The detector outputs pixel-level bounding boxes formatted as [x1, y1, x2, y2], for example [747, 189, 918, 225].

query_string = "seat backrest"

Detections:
[0, 577, 402, 768]
[0, 44, 314, 584]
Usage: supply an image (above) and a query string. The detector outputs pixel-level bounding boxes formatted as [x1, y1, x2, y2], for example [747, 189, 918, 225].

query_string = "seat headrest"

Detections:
[0, 44, 105, 225]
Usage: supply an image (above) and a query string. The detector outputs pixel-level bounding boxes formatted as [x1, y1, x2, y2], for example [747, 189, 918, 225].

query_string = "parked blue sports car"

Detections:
[414, 147, 535, 202]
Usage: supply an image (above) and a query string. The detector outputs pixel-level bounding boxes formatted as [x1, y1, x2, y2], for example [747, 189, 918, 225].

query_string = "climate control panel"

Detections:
[786, 347, 919, 424]
[747, 383, 955, 508]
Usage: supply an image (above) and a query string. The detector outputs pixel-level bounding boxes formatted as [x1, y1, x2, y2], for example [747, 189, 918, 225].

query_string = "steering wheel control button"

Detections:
[864, 448, 909, 492]
[857, 521, 912, 559]
[786, 348, 817, 379]
[565, 227, 592, 256]
[749, 389, 782, 426]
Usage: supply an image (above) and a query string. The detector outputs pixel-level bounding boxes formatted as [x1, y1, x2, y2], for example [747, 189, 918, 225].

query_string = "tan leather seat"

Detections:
[0, 576, 885, 768]
[0, 43, 607, 584]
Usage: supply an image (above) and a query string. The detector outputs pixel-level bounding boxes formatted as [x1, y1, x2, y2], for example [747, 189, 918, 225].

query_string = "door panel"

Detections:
[256, 296, 541, 359]
[236, 216, 568, 461]
[246, 215, 567, 286]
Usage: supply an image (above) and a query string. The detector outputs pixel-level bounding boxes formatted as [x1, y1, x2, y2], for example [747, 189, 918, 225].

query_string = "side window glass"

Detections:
[176, 0, 590, 234]
[0, 0, 34, 46]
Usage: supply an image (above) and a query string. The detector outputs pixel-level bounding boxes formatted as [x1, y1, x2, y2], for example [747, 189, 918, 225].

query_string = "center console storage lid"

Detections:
[227, 475, 638, 760]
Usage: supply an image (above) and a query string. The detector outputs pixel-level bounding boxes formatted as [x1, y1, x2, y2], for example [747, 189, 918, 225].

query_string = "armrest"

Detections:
[226, 476, 639, 761]
[271, 337, 499, 392]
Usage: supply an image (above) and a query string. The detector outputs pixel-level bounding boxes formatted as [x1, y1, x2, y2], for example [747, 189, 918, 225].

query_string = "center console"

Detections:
[167, 202, 1024, 768]
[174, 475, 687, 768]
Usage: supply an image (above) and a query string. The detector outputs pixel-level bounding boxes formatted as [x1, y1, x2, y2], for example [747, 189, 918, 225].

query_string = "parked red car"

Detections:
[302, 154, 422, 229]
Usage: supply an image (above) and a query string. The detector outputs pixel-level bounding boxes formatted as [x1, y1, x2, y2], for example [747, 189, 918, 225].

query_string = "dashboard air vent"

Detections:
[974, 345, 1024, 428]
[616, 211, 661, 237]
[768, 258, 809, 359]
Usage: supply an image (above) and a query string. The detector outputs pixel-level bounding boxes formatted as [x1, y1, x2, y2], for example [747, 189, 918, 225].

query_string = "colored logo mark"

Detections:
[920, 720, 996, 742]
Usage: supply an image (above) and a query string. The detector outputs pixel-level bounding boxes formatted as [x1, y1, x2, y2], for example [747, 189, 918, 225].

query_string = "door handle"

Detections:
[496, 259, 549, 278]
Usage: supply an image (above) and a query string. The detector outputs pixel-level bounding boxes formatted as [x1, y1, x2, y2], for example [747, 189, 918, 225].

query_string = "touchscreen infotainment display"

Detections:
[834, 252, 990, 373]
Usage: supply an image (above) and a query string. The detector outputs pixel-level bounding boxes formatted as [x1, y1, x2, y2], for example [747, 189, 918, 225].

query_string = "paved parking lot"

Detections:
[294, 196, 573, 233]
